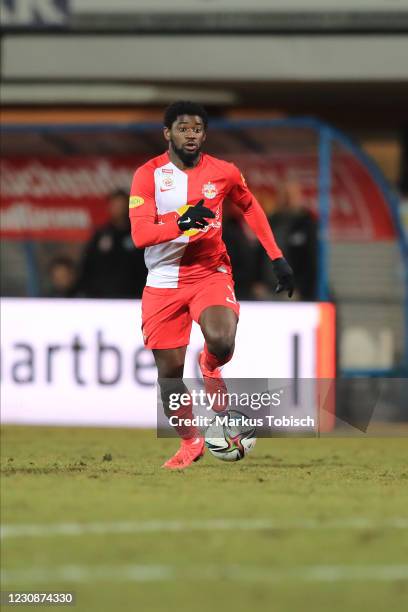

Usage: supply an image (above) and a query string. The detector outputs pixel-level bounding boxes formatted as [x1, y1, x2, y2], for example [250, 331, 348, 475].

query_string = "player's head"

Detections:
[163, 101, 208, 166]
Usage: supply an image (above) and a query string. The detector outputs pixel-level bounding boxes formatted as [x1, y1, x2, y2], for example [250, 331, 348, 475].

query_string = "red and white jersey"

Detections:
[129, 151, 281, 288]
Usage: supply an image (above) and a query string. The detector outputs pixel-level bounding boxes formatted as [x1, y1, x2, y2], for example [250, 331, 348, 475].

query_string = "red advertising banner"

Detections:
[0, 157, 136, 241]
[0, 154, 395, 241]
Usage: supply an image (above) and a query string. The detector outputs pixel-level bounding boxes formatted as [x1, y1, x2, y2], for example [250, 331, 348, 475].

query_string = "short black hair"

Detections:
[49, 256, 76, 272]
[108, 188, 129, 201]
[163, 101, 208, 130]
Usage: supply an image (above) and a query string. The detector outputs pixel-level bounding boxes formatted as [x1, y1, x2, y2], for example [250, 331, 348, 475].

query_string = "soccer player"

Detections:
[130, 101, 294, 469]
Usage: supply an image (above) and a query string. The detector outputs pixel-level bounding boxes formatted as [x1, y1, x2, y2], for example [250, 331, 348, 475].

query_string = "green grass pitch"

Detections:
[1, 426, 408, 612]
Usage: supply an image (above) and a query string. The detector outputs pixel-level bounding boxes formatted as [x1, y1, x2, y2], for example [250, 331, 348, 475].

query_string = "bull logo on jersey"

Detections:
[202, 181, 217, 200]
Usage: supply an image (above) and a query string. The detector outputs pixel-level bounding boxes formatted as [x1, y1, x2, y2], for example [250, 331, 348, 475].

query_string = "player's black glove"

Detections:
[177, 199, 215, 231]
[272, 257, 295, 298]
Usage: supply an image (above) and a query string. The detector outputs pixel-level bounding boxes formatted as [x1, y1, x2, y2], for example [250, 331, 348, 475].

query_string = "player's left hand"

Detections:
[177, 199, 215, 231]
[271, 257, 294, 298]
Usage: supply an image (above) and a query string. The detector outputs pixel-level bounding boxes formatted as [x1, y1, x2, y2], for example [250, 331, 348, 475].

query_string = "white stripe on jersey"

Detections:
[145, 162, 189, 288]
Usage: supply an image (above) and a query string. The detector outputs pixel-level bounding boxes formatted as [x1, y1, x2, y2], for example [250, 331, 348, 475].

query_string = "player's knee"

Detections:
[206, 329, 235, 360]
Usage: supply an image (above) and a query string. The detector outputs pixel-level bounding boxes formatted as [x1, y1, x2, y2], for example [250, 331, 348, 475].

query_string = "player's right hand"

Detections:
[177, 199, 215, 231]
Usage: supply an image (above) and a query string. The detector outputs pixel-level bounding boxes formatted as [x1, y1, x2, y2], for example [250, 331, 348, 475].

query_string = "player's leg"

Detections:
[153, 346, 186, 379]
[190, 274, 240, 374]
[197, 305, 238, 412]
[189, 274, 240, 412]
[199, 305, 238, 371]
[153, 347, 205, 469]
[153, 346, 198, 437]
[142, 287, 204, 468]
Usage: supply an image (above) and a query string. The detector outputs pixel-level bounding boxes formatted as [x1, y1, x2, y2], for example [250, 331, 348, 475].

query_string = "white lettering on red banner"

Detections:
[0, 154, 395, 241]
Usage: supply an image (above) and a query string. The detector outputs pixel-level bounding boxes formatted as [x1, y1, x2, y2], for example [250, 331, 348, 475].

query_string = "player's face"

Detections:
[164, 115, 206, 166]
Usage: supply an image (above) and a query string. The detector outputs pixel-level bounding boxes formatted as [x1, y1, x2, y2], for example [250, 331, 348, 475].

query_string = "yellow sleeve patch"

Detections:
[129, 196, 145, 209]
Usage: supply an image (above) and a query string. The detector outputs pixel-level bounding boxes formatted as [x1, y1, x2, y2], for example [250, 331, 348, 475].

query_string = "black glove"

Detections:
[177, 199, 215, 231]
[272, 257, 295, 298]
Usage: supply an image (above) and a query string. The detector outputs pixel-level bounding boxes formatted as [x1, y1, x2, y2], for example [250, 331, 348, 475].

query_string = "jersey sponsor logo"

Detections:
[129, 196, 144, 208]
[202, 181, 217, 200]
[162, 168, 173, 174]
[160, 176, 175, 191]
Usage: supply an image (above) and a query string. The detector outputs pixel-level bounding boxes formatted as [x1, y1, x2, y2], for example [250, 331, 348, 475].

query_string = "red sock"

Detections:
[170, 397, 199, 440]
[203, 343, 233, 372]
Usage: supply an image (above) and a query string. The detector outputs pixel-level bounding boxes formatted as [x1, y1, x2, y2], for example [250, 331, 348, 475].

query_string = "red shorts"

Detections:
[141, 273, 240, 349]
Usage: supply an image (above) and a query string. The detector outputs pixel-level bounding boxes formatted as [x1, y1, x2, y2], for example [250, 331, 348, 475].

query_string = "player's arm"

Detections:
[228, 164, 294, 297]
[129, 165, 182, 248]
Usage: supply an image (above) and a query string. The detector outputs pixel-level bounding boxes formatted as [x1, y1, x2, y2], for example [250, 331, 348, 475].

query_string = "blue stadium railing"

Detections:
[3, 117, 407, 373]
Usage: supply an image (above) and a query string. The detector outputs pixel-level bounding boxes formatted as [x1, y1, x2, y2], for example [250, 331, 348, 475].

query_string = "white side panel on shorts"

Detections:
[145, 163, 189, 288]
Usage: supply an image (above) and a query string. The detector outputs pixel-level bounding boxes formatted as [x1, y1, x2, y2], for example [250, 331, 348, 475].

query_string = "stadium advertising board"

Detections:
[0, 300, 335, 429]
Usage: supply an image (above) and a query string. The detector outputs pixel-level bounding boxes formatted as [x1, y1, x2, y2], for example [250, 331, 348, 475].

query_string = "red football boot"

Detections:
[162, 436, 205, 470]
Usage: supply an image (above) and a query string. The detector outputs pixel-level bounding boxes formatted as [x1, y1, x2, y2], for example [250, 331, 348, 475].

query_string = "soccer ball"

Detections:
[205, 410, 257, 461]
